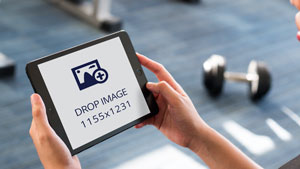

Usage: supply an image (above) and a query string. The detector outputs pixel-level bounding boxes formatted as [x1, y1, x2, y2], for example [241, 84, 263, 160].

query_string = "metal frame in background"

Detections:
[47, 0, 122, 32]
[0, 53, 15, 77]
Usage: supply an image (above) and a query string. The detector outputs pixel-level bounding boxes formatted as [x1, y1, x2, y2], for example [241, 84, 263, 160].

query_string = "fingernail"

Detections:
[31, 94, 39, 104]
[297, 31, 300, 41]
[146, 82, 155, 88]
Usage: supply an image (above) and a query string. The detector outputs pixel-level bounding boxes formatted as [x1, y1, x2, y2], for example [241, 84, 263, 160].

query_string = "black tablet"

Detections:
[26, 31, 158, 155]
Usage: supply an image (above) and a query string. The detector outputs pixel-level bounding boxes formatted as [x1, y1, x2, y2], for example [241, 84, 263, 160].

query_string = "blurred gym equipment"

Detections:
[47, 0, 122, 32]
[0, 53, 15, 77]
[182, 0, 201, 3]
[203, 54, 271, 101]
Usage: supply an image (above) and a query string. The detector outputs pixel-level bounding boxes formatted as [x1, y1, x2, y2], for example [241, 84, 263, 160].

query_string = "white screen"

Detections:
[38, 37, 150, 149]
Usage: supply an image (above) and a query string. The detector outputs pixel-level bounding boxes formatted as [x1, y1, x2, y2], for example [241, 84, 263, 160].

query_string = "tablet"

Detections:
[26, 31, 158, 155]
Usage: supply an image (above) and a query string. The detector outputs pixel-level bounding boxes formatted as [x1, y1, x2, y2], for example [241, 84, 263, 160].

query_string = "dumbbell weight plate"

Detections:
[248, 61, 271, 101]
[0, 53, 15, 77]
[181, 0, 201, 4]
[203, 55, 225, 96]
[67, 0, 83, 4]
[100, 18, 122, 33]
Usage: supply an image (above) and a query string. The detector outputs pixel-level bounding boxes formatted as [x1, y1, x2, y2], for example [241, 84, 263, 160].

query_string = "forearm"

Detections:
[188, 125, 262, 169]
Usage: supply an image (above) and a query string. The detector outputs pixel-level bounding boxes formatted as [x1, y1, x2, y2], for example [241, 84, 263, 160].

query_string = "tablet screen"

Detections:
[38, 37, 150, 150]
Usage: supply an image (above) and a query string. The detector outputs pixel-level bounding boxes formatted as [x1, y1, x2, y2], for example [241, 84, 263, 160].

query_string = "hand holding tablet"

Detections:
[28, 52, 206, 169]
[28, 43, 261, 169]
[29, 94, 81, 169]
[27, 31, 158, 155]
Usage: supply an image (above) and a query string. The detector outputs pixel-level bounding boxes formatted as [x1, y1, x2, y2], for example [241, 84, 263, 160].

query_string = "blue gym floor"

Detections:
[1, 0, 300, 168]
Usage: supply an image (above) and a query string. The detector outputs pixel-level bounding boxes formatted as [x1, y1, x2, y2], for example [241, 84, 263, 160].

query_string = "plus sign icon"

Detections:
[71, 59, 108, 90]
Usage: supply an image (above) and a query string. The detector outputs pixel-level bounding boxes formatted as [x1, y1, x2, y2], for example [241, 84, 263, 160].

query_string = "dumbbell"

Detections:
[0, 53, 15, 77]
[203, 54, 271, 101]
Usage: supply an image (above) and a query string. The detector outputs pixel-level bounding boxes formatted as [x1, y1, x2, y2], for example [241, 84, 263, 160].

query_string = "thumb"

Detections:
[31, 94, 51, 131]
[146, 81, 180, 105]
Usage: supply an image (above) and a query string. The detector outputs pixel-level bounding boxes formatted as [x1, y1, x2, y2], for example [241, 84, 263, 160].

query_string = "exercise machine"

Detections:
[47, 0, 122, 32]
[0, 53, 15, 77]
[182, 0, 201, 3]
[47, 0, 201, 32]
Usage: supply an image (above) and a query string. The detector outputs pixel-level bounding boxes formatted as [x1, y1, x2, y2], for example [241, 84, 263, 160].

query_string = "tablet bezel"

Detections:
[26, 31, 159, 155]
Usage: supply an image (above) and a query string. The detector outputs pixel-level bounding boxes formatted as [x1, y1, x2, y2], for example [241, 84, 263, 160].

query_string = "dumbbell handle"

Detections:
[224, 72, 258, 83]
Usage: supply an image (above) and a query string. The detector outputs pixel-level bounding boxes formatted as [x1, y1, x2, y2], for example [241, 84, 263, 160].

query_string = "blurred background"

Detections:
[1, 0, 300, 168]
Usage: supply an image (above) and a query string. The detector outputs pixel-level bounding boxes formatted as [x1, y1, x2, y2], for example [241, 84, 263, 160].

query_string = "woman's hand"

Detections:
[135, 53, 208, 148]
[290, 0, 300, 40]
[29, 94, 81, 169]
[135, 53, 261, 169]
[28, 53, 260, 169]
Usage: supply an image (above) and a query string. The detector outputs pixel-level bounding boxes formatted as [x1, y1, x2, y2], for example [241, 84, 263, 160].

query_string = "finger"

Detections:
[29, 120, 36, 139]
[153, 92, 159, 99]
[135, 122, 146, 128]
[135, 116, 155, 128]
[135, 123, 143, 128]
[29, 120, 41, 148]
[296, 12, 300, 30]
[294, 0, 300, 10]
[31, 94, 51, 131]
[146, 81, 180, 105]
[136, 53, 185, 94]
[134, 122, 145, 128]
[291, 0, 295, 5]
